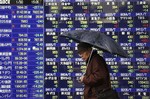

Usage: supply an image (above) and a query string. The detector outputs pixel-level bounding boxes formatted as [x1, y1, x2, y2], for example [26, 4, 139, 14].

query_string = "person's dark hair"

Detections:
[77, 42, 92, 53]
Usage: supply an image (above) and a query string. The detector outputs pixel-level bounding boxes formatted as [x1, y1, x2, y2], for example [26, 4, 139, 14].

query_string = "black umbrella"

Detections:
[60, 30, 128, 58]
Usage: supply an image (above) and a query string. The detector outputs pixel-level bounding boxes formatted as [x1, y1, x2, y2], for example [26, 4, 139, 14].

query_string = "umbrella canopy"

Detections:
[60, 30, 128, 58]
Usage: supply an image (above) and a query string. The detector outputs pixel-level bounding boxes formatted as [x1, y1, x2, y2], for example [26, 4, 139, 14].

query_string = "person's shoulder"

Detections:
[92, 52, 107, 66]
[92, 51, 104, 60]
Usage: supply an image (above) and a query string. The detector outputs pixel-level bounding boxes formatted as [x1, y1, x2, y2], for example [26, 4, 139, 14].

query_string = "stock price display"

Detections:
[0, 0, 149, 99]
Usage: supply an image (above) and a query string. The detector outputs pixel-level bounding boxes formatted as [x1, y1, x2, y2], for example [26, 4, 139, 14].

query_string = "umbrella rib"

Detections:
[104, 43, 112, 53]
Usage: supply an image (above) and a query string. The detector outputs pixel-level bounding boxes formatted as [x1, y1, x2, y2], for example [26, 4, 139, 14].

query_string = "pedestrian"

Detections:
[77, 42, 119, 99]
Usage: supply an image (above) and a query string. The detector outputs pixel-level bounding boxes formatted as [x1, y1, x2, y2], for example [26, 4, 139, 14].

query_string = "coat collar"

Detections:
[86, 50, 97, 64]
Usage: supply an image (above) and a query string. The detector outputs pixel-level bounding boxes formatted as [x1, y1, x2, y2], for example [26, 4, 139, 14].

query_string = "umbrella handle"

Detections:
[83, 48, 94, 76]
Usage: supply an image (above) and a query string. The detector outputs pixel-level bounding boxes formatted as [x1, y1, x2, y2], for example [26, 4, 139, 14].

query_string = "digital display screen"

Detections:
[0, 0, 149, 99]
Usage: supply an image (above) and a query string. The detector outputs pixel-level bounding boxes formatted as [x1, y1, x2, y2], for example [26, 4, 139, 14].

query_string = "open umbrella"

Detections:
[60, 30, 128, 58]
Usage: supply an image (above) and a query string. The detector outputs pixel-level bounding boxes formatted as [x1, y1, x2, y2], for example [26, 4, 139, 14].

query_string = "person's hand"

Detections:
[78, 76, 84, 83]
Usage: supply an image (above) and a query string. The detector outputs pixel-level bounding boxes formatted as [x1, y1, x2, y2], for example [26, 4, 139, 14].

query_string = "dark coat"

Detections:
[83, 51, 111, 99]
